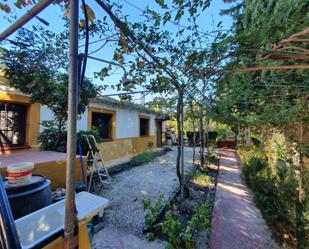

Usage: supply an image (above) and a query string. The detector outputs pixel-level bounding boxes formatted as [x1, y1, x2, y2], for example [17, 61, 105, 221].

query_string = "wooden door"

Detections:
[156, 120, 162, 147]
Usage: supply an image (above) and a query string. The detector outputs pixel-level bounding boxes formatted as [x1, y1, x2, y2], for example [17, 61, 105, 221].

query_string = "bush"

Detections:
[188, 203, 211, 230]
[238, 146, 301, 247]
[130, 148, 172, 166]
[216, 128, 228, 140]
[37, 120, 100, 154]
[37, 121, 67, 152]
[131, 151, 158, 165]
[143, 195, 167, 230]
[251, 136, 261, 148]
[162, 203, 211, 249]
[147, 141, 154, 150]
[162, 212, 182, 248]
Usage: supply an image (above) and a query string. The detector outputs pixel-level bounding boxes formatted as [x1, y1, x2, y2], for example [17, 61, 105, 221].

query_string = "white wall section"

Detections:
[39, 105, 55, 132]
[40, 105, 88, 132]
[116, 109, 139, 139]
[150, 114, 156, 135]
[77, 109, 88, 131]
[40, 103, 156, 138]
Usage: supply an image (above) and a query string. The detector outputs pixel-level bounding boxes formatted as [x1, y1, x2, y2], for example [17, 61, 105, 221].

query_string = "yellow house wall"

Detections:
[0, 156, 87, 190]
[97, 135, 157, 162]
[42, 222, 91, 249]
[88, 106, 157, 162]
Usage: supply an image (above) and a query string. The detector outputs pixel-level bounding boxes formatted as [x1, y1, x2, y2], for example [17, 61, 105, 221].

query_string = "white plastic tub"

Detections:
[15, 191, 109, 249]
[7, 162, 34, 185]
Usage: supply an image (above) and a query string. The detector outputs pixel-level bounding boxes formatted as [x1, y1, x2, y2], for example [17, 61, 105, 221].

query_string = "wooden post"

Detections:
[64, 1, 79, 248]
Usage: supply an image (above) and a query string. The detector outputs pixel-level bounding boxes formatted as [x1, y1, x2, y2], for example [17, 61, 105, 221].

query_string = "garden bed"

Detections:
[143, 162, 219, 249]
[108, 147, 172, 175]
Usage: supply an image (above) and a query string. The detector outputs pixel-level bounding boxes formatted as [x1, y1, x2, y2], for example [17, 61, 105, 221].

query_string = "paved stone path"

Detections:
[92, 147, 196, 249]
[209, 149, 279, 249]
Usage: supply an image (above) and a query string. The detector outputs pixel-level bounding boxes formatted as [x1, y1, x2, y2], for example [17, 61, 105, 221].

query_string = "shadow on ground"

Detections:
[209, 149, 279, 249]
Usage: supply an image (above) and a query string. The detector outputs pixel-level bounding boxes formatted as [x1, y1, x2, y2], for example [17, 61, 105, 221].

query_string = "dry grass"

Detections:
[191, 170, 214, 188]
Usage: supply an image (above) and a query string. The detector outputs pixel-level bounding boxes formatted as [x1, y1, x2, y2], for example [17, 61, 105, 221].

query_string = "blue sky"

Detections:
[1, 0, 233, 102]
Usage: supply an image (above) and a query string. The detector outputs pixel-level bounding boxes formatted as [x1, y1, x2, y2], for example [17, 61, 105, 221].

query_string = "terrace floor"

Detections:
[0, 151, 67, 168]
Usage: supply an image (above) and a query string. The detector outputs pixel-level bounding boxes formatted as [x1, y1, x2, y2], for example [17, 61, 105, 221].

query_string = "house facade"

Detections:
[0, 75, 167, 161]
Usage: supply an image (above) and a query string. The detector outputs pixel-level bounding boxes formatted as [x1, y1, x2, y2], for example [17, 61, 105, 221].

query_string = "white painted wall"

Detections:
[150, 114, 156, 136]
[40, 105, 54, 132]
[40, 103, 157, 138]
[116, 109, 139, 139]
[77, 109, 88, 131]
[40, 105, 88, 132]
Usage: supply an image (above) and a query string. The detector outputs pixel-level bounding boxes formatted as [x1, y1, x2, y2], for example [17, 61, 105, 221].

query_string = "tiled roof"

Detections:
[90, 96, 158, 114]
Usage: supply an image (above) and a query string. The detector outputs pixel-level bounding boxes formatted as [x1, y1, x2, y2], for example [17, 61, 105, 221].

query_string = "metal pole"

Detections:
[99, 90, 149, 97]
[80, 54, 128, 78]
[64, 0, 79, 248]
[0, 0, 54, 42]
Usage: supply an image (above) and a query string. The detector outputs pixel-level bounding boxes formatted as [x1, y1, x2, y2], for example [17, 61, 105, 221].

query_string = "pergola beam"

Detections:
[0, 0, 54, 42]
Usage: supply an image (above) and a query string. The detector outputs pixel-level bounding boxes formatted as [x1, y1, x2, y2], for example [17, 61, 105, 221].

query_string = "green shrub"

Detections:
[162, 203, 211, 249]
[147, 141, 154, 150]
[189, 203, 211, 230]
[251, 136, 261, 148]
[37, 120, 100, 154]
[130, 148, 171, 166]
[143, 195, 167, 230]
[162, 212, 182, 248]
[131, 152, 158, 165]
[181, 225, 194, 249]
[238, 145, 302, 247]
[37, 120, 67, 152]
[217, 128, 228, 140]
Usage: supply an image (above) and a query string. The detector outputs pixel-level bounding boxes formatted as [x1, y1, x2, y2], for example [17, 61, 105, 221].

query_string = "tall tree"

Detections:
[0, 26, 101, 149]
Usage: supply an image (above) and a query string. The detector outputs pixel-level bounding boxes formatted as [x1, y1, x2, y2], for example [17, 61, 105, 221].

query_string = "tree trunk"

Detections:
[199, 109, 204, 168]
[245, 126, 252, 146]
[55, 120, 64, 151]
[176, 88, 183, 197]
[259, 128, 267, 151]
[190, 101, 196, 165]
[179, 89, 185, 198]
[192, 128, 196, 165]
[238, 124, 241, 143]
[205, 119, 210, 155]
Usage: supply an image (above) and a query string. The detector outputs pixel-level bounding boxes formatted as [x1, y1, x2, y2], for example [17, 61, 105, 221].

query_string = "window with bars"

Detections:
[0, 102, 27, 146]
[91, 112, 113, 140]
[140, 117, 149, 137]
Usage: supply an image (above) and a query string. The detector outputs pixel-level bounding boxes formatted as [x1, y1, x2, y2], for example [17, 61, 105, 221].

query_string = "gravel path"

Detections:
[93, 147, 196, 249]
[209, 149, 279, 249]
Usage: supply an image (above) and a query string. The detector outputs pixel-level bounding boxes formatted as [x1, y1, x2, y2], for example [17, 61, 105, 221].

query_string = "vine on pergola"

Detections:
[91, 0, 232, 198]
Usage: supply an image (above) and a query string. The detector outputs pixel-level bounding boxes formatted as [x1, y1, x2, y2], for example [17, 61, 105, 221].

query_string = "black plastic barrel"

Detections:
[4, 174, 52, 219]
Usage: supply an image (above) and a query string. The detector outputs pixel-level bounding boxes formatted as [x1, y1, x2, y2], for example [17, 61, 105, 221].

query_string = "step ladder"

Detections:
[82, 135, 112, 192]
